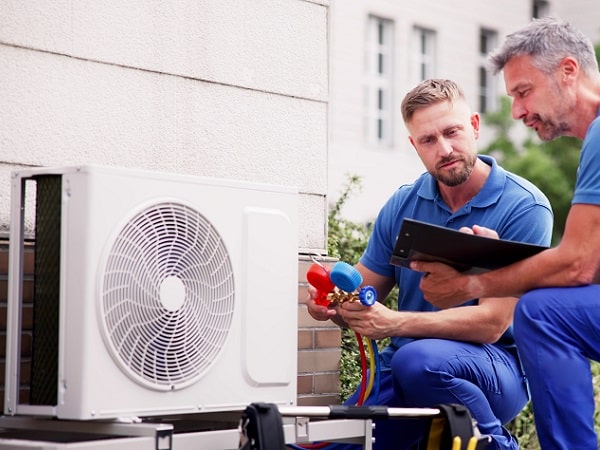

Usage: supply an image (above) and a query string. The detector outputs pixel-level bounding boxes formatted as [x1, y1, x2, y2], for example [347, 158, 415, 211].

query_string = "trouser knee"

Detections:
[390, 340, 442, 395]
[514, 290, 548, 342]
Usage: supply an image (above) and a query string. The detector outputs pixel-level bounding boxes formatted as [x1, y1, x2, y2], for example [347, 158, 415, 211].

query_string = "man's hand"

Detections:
[409, 261, 479, 308]
[336, 301, 394, 340]
[409, 224, 494, 308]
[306, 285, 338, 321]
[459, 224, 499, 239]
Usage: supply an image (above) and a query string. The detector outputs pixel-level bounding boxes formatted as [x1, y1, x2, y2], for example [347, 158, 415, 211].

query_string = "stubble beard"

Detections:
[533, 81, 574, 141]
[533, 114, 571, 141]
[432, 154, 477, 187]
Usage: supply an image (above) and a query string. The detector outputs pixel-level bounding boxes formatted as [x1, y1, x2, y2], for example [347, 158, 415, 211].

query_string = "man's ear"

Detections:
[560, 56, 579, 82]
[470, 113, 481, 139]
[408, 136, 416, 149]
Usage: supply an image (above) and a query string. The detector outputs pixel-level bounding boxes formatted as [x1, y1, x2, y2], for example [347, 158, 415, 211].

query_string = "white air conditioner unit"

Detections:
[5, 165, 298, 420]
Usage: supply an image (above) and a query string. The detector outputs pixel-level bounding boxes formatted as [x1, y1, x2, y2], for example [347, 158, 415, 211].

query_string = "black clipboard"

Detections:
[390, 218, 548, 274]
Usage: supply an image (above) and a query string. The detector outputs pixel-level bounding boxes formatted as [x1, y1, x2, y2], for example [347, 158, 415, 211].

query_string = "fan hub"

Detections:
[159, 275, 186, 311]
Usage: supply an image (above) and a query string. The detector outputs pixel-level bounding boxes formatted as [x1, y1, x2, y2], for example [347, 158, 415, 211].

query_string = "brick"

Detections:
[297, 394, 341, 407]
[0, 246, 7, 274]
[19, 387, 30, 404]
[21, 304, 33, 329]
[315, 329, 341, 348]
[20, 361, 31, 385]
[297, 329, 314, 350]
[296, 375, 313, 395]
[0, 241, 34, 276]
[297, 259, 312, 284]
[20, 333, 32, 358]
[313, 373, 340, 394]
[298, 304, 338, 329]
[297, 348, 341, 373]
[23, 245, 35, 275]
[297, 285, 309, 305]
[0, 280, 6, 303]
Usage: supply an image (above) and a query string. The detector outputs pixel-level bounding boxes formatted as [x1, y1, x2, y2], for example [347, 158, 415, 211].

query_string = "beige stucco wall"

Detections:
[0, 0, 329, 252]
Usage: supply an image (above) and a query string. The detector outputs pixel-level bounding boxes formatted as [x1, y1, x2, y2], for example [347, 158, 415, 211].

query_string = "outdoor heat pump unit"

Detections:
[5, 165, 298, 420]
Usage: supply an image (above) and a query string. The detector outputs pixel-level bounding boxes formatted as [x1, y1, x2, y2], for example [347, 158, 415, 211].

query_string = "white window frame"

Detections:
[412, 26, 436, 83]
[479, 28, 498, 113]
[364, 15, 394, 147]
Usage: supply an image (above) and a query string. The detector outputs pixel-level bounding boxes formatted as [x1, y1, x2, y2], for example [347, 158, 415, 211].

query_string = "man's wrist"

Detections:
[466, 274, 484, 300]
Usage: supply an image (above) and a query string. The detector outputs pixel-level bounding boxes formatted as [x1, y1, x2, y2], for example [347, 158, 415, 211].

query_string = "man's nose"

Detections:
[437, 138, 453, 157]
[511, 99, 526, 120]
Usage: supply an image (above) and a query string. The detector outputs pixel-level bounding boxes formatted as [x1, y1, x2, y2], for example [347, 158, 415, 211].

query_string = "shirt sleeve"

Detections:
[573, 116, 600, 206]
[359, 189, 405, 277]
[497, 202, 554, 247]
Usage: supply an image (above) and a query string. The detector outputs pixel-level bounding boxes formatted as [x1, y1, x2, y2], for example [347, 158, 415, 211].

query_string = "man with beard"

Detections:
[307, 78, 553, 449]
[412, 19, 600, 450]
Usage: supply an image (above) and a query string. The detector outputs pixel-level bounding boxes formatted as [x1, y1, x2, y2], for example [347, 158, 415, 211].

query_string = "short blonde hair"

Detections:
[401, 79, 466, 123]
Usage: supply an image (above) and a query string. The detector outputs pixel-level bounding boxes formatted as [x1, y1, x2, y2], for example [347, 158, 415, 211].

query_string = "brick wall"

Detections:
[297, 256, 342, 406]
[0, 243, 342, 411]
[0, 240, 34, 409]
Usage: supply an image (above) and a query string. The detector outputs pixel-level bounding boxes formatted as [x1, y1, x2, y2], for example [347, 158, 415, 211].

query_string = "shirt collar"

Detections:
[417, 155, 505, 209]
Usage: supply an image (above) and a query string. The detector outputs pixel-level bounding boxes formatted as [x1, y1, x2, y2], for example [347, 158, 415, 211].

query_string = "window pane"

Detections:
[479, 66, 487, 113]
[478, 28, 498, 113]
[413, 27, 436, 83]
[364, 16, 394, 147]
[533, 0, 549, 18]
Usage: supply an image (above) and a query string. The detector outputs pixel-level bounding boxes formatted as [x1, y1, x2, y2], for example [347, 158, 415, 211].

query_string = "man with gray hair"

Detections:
[413, 17, 600, 449]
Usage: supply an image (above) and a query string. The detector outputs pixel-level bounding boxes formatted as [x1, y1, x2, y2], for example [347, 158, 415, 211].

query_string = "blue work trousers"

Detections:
[327, 338, 527, 450]
[514, 286, 600, 450]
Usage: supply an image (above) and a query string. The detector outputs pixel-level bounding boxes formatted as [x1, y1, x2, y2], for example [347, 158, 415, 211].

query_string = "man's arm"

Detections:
[337, 264, 516, 343]
[413, 203, 600, 308]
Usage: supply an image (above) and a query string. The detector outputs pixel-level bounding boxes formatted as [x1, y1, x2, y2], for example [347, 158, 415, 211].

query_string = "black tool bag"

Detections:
[238, 402, 285, 450]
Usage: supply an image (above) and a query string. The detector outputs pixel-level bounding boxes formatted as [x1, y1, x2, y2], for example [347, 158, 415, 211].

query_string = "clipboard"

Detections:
[389, 218, 548, 274]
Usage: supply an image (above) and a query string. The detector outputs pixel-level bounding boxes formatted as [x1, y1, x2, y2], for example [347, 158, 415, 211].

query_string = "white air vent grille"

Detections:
[101, 202, 235, 391]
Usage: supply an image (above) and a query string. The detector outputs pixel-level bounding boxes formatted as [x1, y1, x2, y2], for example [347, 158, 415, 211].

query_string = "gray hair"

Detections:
[401, 79, 466, 123]
[488, 17, 598, 76]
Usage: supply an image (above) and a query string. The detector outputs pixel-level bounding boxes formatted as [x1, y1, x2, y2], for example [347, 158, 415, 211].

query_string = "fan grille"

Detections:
[101, 202, 235, 390]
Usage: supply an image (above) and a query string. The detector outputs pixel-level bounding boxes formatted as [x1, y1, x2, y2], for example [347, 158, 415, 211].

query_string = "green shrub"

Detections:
[327, 175, 397, 402]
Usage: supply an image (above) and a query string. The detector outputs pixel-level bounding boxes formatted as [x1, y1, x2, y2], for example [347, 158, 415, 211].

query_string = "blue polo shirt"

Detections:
[359, 155, 553, 365]
[572, 108, 600, 205]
